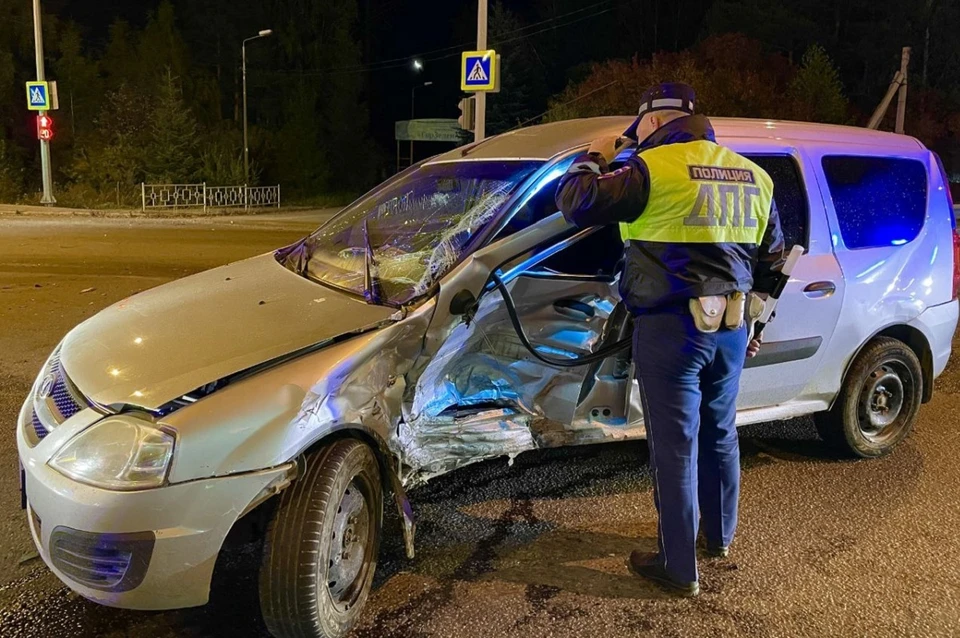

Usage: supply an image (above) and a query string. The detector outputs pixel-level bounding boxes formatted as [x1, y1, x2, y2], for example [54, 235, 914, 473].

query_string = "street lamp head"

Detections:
[424, 81, 434, 87]
[413, 59, 423, 71]
[258, 29, 273, 37]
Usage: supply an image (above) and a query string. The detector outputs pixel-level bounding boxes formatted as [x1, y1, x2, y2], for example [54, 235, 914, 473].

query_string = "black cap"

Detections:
[638, 82, 696, 117]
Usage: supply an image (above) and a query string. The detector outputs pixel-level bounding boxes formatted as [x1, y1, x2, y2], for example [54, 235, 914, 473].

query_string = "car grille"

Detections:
[47, 352, 86, 422]
[49, 527, 155, 593]
[31, 410, 49, 440]
[29, 351, 90, 444]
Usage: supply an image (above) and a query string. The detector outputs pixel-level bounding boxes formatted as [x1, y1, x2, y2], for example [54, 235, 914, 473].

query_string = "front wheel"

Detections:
[815, 337, 922, 458]
[259, 439, 383, 638]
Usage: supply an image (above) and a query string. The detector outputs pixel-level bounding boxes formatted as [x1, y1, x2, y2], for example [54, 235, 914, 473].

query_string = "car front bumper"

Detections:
[17, 398, 291, 610]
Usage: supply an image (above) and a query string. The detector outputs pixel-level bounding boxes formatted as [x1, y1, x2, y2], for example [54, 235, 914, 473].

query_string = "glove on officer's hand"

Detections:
[587, 135, 624, 165]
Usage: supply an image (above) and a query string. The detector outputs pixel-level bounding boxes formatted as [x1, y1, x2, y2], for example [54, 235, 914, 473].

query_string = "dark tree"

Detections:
[145, 70, 200, 182]
[486, 1, 549, 135]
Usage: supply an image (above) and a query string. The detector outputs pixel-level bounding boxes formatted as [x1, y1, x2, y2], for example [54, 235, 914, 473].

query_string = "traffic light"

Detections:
[458, 96, 476, 132]
[36, 114, 54, 141]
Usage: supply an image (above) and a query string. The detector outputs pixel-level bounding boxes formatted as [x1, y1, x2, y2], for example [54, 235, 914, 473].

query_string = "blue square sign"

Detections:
[461, 50, 497, 92]
[26, 81, 49, 111]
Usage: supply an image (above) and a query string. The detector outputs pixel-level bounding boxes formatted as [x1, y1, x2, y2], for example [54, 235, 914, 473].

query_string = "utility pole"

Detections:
[867, 70, 904, 130]
[895, 47, 910, 135]
[32, 0, 55, 204]
[243, 29, 273, 183]
[866, 46, 912, 133]
[475, 0, 488, 142]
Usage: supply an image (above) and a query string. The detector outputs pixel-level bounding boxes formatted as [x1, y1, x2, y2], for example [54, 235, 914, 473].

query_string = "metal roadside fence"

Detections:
[141, 183, 281, 212]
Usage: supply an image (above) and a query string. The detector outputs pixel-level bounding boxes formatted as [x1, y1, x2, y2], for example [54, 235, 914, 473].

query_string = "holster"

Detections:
[725, 292, 746, 330]
[688, 292, 747, 334]
[688, 296, 726, 333]
[746, 292, 767, 341]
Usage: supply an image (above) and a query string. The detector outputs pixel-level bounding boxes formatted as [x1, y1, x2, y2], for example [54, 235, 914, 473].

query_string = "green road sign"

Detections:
[395, 119, 469, 143]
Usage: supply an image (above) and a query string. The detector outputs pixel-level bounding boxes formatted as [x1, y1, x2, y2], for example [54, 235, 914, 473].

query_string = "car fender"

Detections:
[828, 319, 935, 409]
[163, 300, 435, 484]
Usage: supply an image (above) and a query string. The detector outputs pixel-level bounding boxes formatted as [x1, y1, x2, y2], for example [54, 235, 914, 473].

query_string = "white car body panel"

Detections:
[724, 140, 846, 408]
[17, 398, 293, 609]
[61, 254, 393, 410]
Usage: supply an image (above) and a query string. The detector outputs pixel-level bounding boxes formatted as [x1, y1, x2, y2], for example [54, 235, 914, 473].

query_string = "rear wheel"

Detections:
[815, 337, 922, 457]
[259, 439, 382, 638]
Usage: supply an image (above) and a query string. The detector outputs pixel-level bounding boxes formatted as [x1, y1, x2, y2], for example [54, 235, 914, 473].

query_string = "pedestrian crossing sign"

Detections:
[26, 81, 50, 111]
[461, 50, 499, 92]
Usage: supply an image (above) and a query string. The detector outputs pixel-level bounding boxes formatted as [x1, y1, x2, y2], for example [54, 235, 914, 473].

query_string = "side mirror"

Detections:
[449, 289, 477, 316]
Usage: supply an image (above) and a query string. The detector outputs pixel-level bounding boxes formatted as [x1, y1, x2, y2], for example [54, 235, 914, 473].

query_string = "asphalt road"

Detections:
[1, 213, 959, 637]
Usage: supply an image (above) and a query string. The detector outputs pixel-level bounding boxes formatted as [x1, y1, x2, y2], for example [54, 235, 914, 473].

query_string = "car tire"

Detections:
[259, 439, 383, 638]
[814, 337, 923, 458]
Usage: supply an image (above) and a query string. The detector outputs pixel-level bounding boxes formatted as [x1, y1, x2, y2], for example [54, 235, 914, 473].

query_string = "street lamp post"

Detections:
[242, 29, 273, 184]
[410, 80, 433, 164]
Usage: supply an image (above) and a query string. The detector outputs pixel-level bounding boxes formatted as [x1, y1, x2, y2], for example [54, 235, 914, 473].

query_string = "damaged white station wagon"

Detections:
[17, 117, 959, 638]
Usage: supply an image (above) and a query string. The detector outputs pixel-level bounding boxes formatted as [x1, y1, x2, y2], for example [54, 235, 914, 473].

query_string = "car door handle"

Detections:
[803, 281, 836, 298]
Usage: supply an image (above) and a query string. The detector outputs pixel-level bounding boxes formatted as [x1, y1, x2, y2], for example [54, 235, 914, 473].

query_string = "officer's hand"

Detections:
[746, 334, 763, 358]
[587, 135, 623, 165]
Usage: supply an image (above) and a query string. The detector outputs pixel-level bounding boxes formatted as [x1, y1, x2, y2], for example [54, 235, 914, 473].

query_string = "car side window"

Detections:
[821, 155, 927, 249]
[536, 225, 623, 276]
[492, 180, 560, 240]
[744, 154, 809, 249]
[493, 161, 574, 241]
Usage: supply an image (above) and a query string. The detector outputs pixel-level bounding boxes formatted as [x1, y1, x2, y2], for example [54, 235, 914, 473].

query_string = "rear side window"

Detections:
[822, 156, 927, 249]
[745, 155, 809, 249]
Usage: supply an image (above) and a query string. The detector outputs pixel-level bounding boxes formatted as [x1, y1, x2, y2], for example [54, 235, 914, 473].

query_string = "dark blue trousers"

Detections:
[633, 309, 747, 584]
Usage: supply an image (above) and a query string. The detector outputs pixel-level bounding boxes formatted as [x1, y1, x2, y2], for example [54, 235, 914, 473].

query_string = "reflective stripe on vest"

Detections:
[619, 140, 774, 244]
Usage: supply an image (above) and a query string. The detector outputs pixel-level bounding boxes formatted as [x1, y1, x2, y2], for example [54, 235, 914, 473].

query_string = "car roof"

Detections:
[427, 116, 925, 164]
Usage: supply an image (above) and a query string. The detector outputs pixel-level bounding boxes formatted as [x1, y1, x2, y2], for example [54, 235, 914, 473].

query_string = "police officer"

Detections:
[556, 83, 784, 596]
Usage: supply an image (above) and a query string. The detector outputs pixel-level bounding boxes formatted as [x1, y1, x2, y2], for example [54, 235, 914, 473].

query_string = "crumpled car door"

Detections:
[395, 214, 635, 482]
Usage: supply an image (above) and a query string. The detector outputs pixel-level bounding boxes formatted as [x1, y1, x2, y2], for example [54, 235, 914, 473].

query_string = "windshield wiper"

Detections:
[361, 219, 384, 305]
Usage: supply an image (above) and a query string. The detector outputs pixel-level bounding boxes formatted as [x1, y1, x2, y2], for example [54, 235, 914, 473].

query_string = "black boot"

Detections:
[704, 542, 729, 558]
[628, 551, 699, 597]
[697, 534, 730, 558]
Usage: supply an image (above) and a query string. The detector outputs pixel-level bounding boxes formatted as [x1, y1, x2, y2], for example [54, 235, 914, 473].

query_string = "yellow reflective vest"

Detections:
[619, 140, 774, 245]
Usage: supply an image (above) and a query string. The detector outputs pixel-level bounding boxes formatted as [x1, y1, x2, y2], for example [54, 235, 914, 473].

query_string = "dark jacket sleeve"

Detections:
[554, 152, 651, 228]
[752, 199, 787, 294]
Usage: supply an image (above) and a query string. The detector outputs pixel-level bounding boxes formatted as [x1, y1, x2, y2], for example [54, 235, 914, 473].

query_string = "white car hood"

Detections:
[60, 253, 396, 410]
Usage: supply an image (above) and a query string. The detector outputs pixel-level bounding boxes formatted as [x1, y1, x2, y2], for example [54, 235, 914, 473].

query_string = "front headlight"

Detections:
[49, 417, 175, 490]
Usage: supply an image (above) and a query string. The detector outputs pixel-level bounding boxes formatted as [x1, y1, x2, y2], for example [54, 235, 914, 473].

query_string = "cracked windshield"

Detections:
[298, 160, 542, 305]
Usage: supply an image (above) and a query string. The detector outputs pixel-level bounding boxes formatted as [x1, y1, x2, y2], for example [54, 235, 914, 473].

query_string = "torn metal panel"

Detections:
[396, 274, 628, 483]
[410, 277, 614, 420]
[394, 408, 538, 484]
[291, 306, 434, 445]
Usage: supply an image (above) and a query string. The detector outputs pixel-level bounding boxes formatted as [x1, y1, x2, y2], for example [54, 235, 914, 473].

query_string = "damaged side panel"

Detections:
[169, 213, 646, 500]
[165, 303, 435, 484]
[395, 272, 645, 485]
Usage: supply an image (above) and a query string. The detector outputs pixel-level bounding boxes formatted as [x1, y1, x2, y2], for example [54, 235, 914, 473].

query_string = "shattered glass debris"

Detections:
[293, 161, 541, 305]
